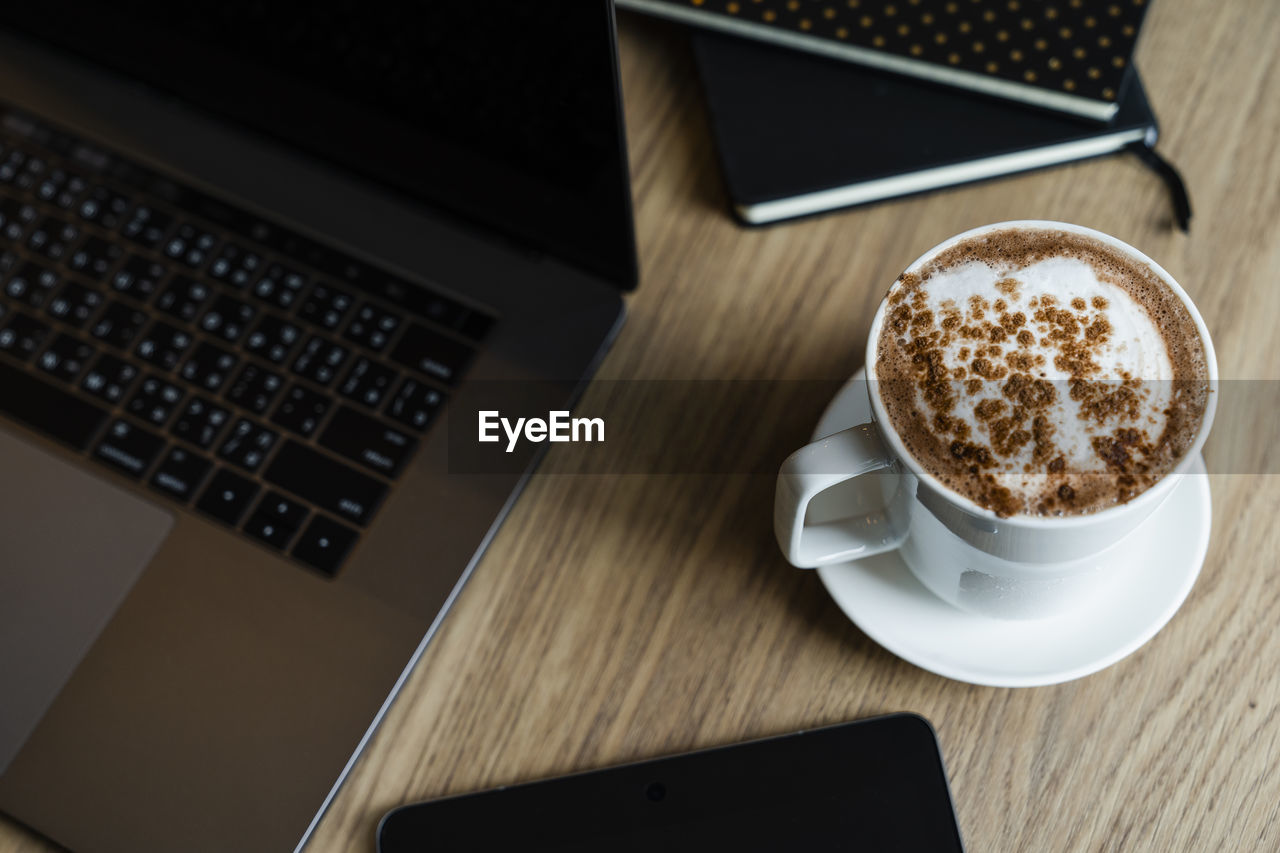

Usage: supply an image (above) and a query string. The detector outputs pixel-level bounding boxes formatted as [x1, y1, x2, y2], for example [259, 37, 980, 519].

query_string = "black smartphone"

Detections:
[377, 713, 964, 852]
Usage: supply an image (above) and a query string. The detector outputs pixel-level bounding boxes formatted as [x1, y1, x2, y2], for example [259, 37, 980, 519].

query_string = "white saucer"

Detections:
[811, 370, 1211, 688]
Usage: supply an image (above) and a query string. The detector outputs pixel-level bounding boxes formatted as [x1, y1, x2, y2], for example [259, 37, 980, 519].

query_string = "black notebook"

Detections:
[622, 0, 1149, 122]
[693, 33, 1157, 225]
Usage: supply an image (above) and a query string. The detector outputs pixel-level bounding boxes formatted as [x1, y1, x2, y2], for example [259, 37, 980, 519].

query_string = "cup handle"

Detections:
[775, 422, 910, 568]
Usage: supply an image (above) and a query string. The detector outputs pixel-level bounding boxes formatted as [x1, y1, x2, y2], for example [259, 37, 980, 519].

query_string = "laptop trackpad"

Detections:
[0, 427, 173, 774]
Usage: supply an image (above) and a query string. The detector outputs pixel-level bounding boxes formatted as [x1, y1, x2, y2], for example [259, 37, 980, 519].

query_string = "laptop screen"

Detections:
[0, 1, 638, 289]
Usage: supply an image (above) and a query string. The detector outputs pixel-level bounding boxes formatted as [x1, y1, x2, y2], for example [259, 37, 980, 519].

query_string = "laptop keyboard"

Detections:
[0, 106, 495, 577]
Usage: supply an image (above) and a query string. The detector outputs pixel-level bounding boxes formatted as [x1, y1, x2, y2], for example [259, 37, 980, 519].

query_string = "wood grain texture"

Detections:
[4, 0, 1279, 849]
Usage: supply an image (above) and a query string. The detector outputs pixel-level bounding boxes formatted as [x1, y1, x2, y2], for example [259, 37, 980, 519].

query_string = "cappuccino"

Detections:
[875, 227, 1209, 517]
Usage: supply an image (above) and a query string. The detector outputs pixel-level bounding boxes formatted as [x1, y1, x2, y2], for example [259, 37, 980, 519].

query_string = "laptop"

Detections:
[0, 3, 635, 852]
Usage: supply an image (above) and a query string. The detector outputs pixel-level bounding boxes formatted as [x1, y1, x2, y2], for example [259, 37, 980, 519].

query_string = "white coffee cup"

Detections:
[775, 221, 1218, 619]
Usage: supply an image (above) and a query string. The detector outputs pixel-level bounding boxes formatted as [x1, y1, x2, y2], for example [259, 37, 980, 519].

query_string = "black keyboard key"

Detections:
[150, 445, 212, 503]
[0, 312, 51, 361]
[297, 283, 353, 331]
[217, 416, 278, 472]
[155, 275, 212, 323]
[45, 281, 104, 328]
[244, 315, 301, 364]
[25, 215, 80, 262]
[319, 406, 416, 477]
[334, 266, 485, 339]
[198, 293, 255, 343]
[343, 302, 400, 352]
[94, 418, 164, 479]
[255, 490, 309, 530]
[120, 205, 172, 249]
[170, 395, 231, 449]
[0, 196, 38, 240]
[244, 506, 303, 550]
[291, 335, 349, 386]
[162, 221, 218, 269]
[385, 377, 445, 431]
[196, 467, 260, 526]
[0, 358, 107, 449]
[0, 148, 17, 177]
[63, 175, 91, 209]
[90, 299, 148, 350]
[81, 352, 139, 403]
[418, 291, 470, 332]
[13, 154, 44, 191]
[251, 262, 308, 310]
[43, 169, 87, 210]
[134, 320, 192, 370]
[246, 487, 313, 548]
[67, 235, 124, 282]
[33, 171, 65, 203]
[3, 260, 60, 308]
[271, 383, 332, 438]
[77, 185, 131, 230]
[0, 150, 22, 186]
[338, 357, 398, 409]
[291, 514, 357, 576]
[265, 440, 387, 526]
[179, 341, 238, 392]
[10, 150, 37, 176]
[36, 333, 94, 382]
[208, 242, 263, 289]
[389, 323, 474, 386]
[110, 254, 167, 302]
[127, 374, 186, 426]
[225, 362, 284, 415]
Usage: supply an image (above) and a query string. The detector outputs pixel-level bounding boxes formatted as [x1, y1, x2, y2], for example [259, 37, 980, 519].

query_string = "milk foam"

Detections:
[924, 257, 1173, 381]
[918, 256, 1173, 493]
[875, 227, 1209, 517]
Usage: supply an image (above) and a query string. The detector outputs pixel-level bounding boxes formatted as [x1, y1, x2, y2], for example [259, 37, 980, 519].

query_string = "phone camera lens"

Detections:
[645, 782, 666, 802]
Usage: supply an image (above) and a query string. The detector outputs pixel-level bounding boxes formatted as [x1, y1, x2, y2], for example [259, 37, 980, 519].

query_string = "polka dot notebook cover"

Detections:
[617, 0, 1150, 121]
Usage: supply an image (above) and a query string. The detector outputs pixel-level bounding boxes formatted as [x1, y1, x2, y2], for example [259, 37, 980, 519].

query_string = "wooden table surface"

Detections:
[5, 1, 1279, 850]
